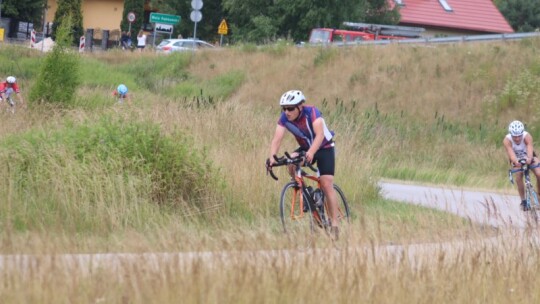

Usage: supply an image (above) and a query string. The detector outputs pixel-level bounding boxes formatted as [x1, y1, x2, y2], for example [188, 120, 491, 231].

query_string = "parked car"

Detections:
[156, 38, 215, 53]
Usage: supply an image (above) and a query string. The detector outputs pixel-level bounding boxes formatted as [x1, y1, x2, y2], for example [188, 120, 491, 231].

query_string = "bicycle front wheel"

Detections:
[331, 184, 351, 225]
[527, 186, 540, 223]
[279, 182, 315, 234]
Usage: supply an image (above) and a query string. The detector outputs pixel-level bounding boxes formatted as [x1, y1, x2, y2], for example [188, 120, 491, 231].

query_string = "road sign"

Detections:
[191, 0, 203, 10]
[190, 10, 202, 23]
[127, 12, 136, 23]
[218, 19, 228, 35]
[155, 23, 173, 33]
[150, 13, 181, 25]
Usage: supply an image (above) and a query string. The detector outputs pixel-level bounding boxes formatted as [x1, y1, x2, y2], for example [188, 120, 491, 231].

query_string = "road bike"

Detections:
[509, 159, 540, 221]
[266, 151, 350, 237]
[1, 95, 16, 113]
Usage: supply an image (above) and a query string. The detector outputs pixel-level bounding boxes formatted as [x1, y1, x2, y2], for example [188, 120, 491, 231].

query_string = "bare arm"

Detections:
[503, 137, 518, 166]
[524, 133, 535, 164]
[269, 124, 286, 165]
[306, 117, 325, 163]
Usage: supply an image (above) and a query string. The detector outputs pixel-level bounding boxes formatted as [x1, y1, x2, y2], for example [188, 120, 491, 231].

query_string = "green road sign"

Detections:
[150, 13, 181, 25]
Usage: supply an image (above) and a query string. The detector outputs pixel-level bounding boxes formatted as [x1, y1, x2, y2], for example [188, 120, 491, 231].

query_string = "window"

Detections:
[395, 0, 404, 6]
[438, 0, 453, 12]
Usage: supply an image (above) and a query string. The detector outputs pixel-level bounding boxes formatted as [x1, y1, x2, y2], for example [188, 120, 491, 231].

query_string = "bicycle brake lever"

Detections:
[307, 162, 317, 172]
[265, 160, 279, 181]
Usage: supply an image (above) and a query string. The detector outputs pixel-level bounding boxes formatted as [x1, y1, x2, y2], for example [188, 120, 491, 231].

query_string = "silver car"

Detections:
[156, 39, 215, 53]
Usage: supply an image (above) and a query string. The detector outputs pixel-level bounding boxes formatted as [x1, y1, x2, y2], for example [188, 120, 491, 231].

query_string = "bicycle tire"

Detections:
[279, 182, 315, 234]
[527, 186, 540, 223]
[333, 184, 351, 225]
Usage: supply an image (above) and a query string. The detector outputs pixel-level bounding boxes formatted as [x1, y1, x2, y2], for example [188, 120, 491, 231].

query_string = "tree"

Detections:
[222, 0, 401, 43]
[495, 0, 540, 32]
[1, 0, 44, 24]
[30, 14, 80, 106]
[51, 0, 84, 45]
[120, 0, 145, 43]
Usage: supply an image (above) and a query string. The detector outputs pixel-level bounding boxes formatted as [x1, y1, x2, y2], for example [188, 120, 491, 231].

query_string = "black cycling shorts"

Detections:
[297, 147, 335, 176]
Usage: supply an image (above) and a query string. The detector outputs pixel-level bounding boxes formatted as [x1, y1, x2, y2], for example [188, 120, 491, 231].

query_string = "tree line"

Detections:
[2, 0, 539, 45]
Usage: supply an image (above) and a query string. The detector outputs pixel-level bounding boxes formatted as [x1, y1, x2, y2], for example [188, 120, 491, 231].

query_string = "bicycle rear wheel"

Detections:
[279, 182, 315, 234]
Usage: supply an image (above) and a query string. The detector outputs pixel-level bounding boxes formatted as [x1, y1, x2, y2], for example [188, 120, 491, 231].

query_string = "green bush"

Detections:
[0, 117, 225, 232]
[29, 15, 80, 105]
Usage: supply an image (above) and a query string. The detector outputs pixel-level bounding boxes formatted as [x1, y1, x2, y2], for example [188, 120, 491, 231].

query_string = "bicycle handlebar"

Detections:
[508, 159, 540, 184]
[265, 151, 318, 181]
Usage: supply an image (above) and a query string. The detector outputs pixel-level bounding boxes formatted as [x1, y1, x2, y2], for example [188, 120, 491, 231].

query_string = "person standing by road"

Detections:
[503, 120, 540, 211]
[266, 90, 340, 239]
[137, 30, 146, 52]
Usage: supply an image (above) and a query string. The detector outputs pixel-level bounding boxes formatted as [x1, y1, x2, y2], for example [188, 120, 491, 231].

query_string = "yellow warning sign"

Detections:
[218, 19, 228, 35]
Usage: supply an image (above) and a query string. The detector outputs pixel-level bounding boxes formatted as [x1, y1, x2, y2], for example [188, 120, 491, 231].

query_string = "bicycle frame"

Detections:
[509, 161, 540, 211]
[290, 162, 324, 223]
[267, 152, 332, 229]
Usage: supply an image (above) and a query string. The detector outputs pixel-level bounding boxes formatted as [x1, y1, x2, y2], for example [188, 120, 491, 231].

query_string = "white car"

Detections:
[156, 39, 215, 53]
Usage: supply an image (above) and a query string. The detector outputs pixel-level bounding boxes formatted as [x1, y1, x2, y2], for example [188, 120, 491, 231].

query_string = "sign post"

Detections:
[79, 36, 85, 53]
[149, 12, 181, 47]
[30, 30, 36, 48]
[127, 12, 136, 34]
[217, 19, 228, 46]
[190, 0, 203, 52]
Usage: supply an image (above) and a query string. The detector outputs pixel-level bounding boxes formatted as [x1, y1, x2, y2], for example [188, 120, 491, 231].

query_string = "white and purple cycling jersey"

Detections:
[278, 105, 335, 151]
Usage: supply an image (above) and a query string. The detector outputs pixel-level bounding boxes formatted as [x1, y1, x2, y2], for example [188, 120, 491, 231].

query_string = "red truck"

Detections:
[309, 22, 425, 44]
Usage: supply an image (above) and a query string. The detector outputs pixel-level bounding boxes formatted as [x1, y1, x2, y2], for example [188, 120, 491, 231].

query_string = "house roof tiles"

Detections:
[397, 0, 514, 33]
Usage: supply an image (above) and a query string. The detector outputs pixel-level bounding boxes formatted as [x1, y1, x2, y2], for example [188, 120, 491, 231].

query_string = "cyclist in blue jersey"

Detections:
[504, 120, 540, 211]
[112, 84, 131, 105]
[267, 90, 339, 238]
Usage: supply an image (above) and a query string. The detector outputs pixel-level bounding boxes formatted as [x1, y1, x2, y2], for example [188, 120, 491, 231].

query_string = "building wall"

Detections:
[46, 0, 124, 32]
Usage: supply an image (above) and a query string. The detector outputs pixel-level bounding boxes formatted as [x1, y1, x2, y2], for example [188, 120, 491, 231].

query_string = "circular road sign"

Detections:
[190, 10, 202, 23]
[127, 12, 136, 23]
[191, 0, 203, 10]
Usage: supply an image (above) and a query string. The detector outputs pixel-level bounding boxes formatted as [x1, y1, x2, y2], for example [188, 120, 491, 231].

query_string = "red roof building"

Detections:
[394, 0, 514, 36]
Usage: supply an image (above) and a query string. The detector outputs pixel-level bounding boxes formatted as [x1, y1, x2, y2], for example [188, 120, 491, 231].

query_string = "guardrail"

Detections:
[307, 32, 540, 47]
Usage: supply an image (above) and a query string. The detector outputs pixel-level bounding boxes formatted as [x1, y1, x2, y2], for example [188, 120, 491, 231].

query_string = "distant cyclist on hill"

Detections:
[503, 120, 540, 211]
[112, 84, 131, 105]
[266, 90, 340, 239]
[0, 76, 24, 110]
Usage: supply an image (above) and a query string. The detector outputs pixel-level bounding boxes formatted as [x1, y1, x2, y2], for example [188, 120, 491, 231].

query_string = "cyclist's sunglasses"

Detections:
[282, 106, 297, 112]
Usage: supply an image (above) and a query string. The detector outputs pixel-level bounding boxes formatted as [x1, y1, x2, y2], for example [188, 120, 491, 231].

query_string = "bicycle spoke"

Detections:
[279, 182, 315, 235]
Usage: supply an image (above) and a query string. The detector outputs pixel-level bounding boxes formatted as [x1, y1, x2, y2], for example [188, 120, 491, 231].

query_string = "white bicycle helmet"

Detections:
[279, 90, 305, 106]
[6, 76, 16, 84]
[508, 120, 525, 136]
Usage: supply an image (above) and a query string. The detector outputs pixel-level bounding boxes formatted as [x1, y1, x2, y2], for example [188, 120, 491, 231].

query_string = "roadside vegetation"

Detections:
[1, 38, 540, 302]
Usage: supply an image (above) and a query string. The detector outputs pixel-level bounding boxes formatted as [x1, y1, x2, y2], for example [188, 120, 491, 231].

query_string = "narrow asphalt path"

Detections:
[378, 181, 527, 228]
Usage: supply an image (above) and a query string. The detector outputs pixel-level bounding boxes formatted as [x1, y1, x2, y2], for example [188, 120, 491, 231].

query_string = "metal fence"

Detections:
[307, 32, 540, 47]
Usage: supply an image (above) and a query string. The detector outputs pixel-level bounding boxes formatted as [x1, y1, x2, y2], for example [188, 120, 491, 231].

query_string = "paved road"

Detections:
[378, 181, 527, 228]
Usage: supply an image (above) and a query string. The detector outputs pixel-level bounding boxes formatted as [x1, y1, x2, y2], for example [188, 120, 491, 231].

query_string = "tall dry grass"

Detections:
[0, 40, 539, 302]
[1, 230, 539, 303]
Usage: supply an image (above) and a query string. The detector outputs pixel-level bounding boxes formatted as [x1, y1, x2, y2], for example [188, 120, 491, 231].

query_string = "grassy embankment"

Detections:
[1, 39, 540, 302]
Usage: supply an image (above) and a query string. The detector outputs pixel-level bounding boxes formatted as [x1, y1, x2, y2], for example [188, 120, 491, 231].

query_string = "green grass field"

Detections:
[0, 39, 539, 303]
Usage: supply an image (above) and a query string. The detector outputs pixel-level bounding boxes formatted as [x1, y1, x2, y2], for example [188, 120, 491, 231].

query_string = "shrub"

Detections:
[0, 117, 224, 232]
[29, 15, 80, 105]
